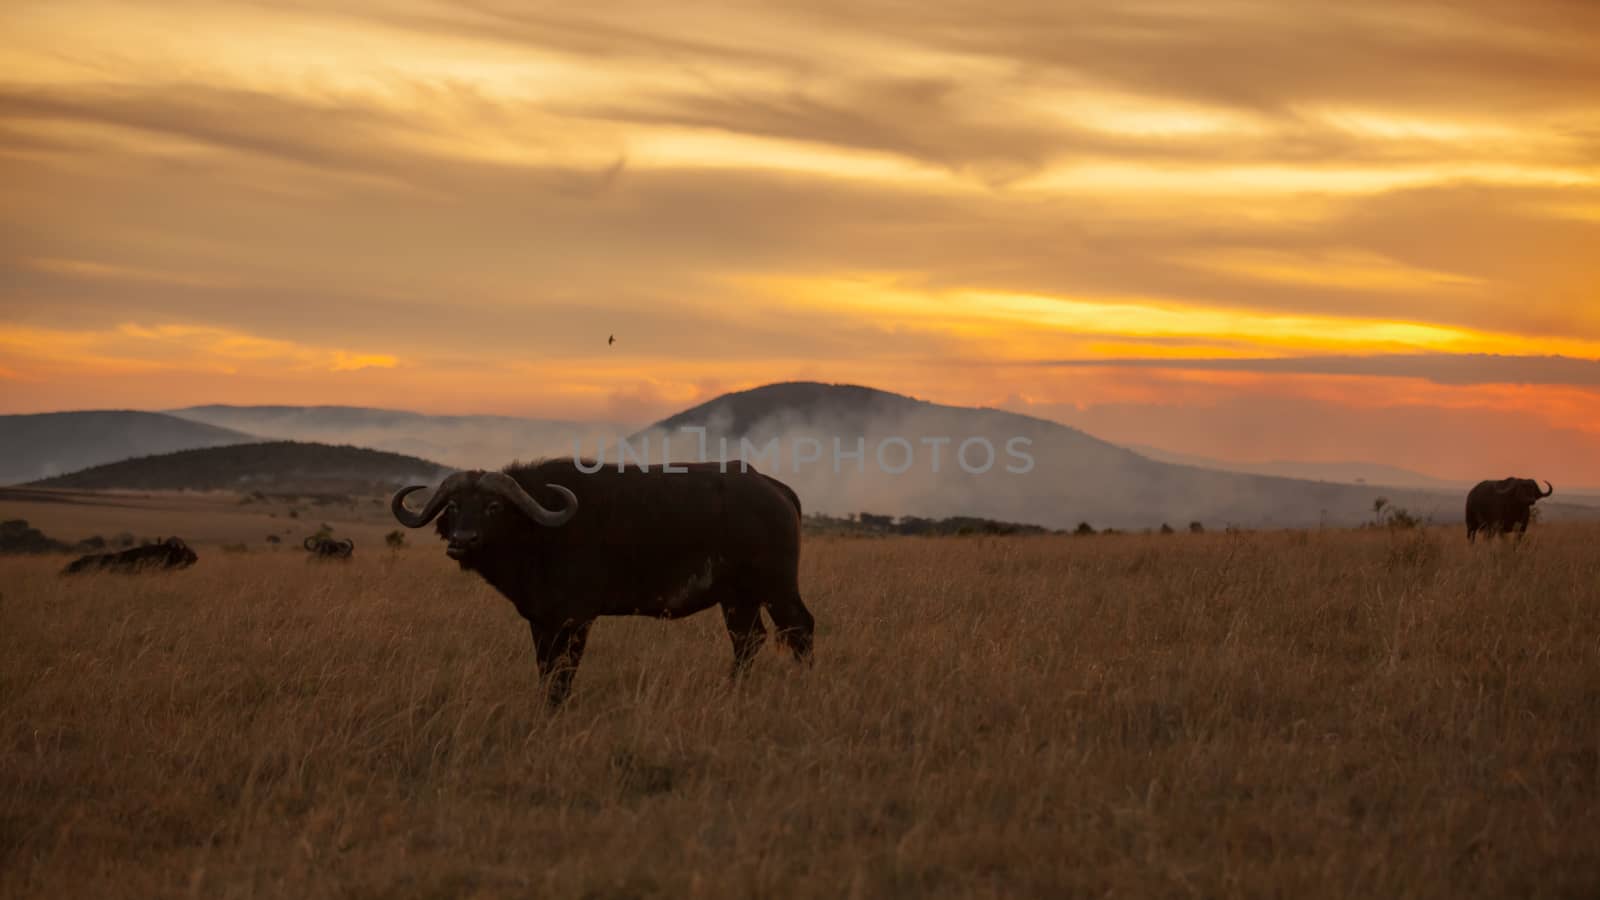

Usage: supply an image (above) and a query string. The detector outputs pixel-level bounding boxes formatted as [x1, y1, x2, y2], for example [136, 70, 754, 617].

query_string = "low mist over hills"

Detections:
[169, 405, 628, 471]
[30, 441, 448, 495]
[14, 383, 1596, 529]
[633, 382, 1492, 530]
[1127, 444, 1464, 491]
[0, 411, 253, 485]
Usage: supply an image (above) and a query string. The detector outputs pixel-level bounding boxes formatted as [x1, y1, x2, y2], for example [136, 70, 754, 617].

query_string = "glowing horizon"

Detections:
[2, 0, 1598, 482]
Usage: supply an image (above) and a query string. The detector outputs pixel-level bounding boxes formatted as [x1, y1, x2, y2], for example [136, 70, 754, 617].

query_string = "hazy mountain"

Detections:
[19, 386, 1595, 527]
[169, 405, 628, 470]
[1127, 444, 1600, 508]
[1126, 444, 1463, 490]
[30, 441, 448, 495]
[627, 382, 1585, 530]
[0, 411, 254, 485]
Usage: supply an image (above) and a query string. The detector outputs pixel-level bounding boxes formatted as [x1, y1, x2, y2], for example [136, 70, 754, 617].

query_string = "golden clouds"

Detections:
[0, 322, 400, 376]
[22, 258, 232, 289]
[742, 274, 1600, 361]
[1, 0, 1598, 478]
[1169, 249, 1483, 293]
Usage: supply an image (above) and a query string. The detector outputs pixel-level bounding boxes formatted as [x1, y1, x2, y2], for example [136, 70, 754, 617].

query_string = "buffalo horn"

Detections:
[479, 472, 577, 527]
[391, 471, 478, 528]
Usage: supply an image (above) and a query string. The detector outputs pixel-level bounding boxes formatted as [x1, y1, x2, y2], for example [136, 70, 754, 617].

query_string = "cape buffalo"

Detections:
[1465, 477, 1553, 541]
[62, 537, 198, 574]
[304, 535, 354, 559]
[391, 460, 814, 706]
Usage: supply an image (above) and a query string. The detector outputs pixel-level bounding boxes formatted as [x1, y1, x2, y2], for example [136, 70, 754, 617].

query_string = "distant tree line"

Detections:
[803, 513, 1219, 538]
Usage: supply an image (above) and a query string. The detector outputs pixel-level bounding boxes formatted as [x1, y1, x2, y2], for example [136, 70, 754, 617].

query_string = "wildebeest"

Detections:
[1465, 477, 1553, 541]
[304, 535, 355, 559]
[391, 459, 814, 706]
[62, 536, 198, 574]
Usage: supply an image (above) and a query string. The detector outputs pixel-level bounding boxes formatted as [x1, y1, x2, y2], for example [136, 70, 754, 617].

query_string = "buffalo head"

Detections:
[391, 471, 577, 561]
[1496, 478, 1554, 506]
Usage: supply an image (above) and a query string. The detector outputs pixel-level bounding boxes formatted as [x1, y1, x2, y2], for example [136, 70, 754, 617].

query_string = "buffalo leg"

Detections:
[765, 591, 815, 665]
[531, 619, 592, 707]
[721, 603, 768, 677]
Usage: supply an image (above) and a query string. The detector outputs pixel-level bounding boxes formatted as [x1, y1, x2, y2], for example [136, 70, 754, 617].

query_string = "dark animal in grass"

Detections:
[1465, 477, 1553, 541]
[304, 535, 354, 559]
[391, 460, 814, 706]
[62, 537, 198, 574]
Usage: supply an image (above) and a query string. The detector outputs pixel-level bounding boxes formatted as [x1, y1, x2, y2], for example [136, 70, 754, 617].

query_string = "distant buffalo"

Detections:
[1466, 478, 1553, 541]
[390, 460, 814, 706]
[304, 535, 354, 559]
[63, 537, 198, 574]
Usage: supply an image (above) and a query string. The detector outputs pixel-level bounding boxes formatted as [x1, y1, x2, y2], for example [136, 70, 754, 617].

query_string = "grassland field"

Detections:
[2, 492, 1598, 898]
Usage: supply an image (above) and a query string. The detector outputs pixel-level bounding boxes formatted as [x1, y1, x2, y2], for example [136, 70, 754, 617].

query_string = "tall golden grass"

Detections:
[3, 526, 1598, 898]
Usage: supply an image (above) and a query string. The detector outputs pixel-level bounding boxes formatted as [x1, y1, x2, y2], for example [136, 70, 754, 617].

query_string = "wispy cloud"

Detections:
[1, 0, 1598, 478]
[1027, 354, 1600, 387]
[0, 322, 402, 376]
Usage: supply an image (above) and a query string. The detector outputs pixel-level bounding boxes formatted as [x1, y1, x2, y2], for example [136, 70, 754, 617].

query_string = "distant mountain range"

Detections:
[168, 405, 627, 470]
[0, 411, 254, 485]
[1126, 444, 1463, 490]
[30, 441, 447, 495]
[8, 385, 1597, 527]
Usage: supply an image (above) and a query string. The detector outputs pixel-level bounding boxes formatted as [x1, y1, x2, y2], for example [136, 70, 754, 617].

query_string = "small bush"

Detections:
[1074, 522, 1096, 536]
[1385, 507, 1423, 530]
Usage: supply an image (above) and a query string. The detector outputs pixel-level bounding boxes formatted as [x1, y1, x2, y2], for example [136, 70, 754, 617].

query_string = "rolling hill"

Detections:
[16, 384, 1596, 529]
[168, 405, 628, 470]
[29, 441, 449, 495]
[632, 382, 1567, 530]
[1125, 444, 1464, 490]
[0, 411, 254, 486]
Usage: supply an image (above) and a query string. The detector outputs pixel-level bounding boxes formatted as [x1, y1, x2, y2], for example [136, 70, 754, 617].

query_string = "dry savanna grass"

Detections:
[3, 521, 1599, 898]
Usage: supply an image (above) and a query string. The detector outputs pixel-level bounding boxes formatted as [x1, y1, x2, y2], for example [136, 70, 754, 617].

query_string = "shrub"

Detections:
[1385, 507, 1423, 530]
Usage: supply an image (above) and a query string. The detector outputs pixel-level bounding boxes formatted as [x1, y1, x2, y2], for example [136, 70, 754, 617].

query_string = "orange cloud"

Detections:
[3, 0, 1599, 482]
[0, 323, 402, 377]
[23, 257, 232, 289]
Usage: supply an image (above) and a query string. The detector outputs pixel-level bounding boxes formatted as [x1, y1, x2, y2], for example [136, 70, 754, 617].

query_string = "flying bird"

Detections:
[608, 334, 615, 346]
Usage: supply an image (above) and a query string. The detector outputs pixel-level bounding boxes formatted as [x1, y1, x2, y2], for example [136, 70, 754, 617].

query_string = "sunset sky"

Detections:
[2, 0, 1598, 482]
